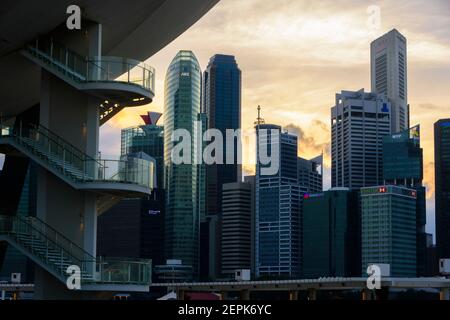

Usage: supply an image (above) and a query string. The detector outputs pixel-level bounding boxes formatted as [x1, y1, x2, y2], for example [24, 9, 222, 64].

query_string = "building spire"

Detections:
[254, 105, 265, 127]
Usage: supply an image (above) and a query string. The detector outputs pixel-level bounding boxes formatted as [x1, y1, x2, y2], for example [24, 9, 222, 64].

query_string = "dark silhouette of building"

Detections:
[435, 119, 450, 261]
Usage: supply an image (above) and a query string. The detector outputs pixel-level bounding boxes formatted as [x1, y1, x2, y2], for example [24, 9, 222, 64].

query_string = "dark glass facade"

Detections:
[164, 51, 202, 277]
[203, 54, 241, 216]
[435, 119, 450, 260]
[256, 124, 300, 277]
[361, 186, 417, 277]
[97, 193, 165, 281]
[382, 125, 427, 276]
[302, 189, 360, 278]
[121, 123, 164, 189]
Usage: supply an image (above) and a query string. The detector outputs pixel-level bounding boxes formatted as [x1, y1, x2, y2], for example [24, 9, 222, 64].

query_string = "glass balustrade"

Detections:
[26, 39, 155, 94]
[0, 121, 154, 189]
[0, 215, 152, 286]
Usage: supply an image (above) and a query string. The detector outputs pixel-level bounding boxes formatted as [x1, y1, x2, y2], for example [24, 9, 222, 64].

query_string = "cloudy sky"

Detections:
[100, 0, 450, 237]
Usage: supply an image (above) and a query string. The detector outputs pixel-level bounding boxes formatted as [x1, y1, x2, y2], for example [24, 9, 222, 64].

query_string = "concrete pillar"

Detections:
[177, 289, 184, 300]
[440, 288, 449, 301]
[289, 291, 299, 300]
[1, 290, 5, 300]
[88, 23, 102, 81]
[83, 193, 97, 276]
[220, 291, 228, 300]
[307, 288, 316, 301]
[240, 289, 250, 300]
[362, 289, 372, 301]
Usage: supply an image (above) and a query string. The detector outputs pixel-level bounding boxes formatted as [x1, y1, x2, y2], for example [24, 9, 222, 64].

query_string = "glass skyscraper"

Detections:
[203, 54, 242, 216]
[121, 112, 164, 189]
[256, 124, 300, 278]
[435, 119, 450, 261]
[361, 185, 417, 277]
[302, 189, 360, 278]
[164, 50, 202, 277]
[382, 125, 427, 276]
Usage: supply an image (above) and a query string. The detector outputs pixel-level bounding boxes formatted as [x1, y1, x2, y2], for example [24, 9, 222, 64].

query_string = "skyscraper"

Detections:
[221, 182, 252, 277]
[298, 155, 323, 194]
[121, 112, 164, 189]
[382, 125, 427, 275]
[331, 89, 392, 189]
[98, 112, 166, 281]
[435, 119, 450, 260]
[371, 29, 409, 132]
[302, 188, 360, 278]
[361, 185, 417, 277]
[203, 54, 242, 216]
[164, 50, 202, 278]
[256, 124, 300, 278]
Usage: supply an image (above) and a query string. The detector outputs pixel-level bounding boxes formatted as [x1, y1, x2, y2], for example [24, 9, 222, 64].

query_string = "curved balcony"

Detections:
[20, 39, 155, 124]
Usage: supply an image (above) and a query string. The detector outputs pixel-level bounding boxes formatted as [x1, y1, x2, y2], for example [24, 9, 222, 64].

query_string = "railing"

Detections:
[96, 257, 152, 285]
[24, 38, 155, 94]
[0, 215, 152, 286]
[0, 215, 94, 280]
[0, 121, 154, 189]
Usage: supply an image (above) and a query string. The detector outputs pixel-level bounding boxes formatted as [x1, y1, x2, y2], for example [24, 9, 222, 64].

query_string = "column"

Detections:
[440, 288, 450, 301]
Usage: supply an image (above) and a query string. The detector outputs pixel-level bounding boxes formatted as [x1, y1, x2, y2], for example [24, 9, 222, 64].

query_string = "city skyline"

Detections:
[99, 0, 450, 236]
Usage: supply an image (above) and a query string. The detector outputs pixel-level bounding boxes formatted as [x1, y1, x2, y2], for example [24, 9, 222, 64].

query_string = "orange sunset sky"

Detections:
[99, 0, 450, 237]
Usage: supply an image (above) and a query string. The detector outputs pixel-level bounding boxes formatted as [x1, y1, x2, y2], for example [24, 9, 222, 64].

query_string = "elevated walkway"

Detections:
[0, 214, 151, 292]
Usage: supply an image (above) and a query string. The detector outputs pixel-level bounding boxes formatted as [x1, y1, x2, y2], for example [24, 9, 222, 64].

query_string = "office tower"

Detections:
[435, 119, 450, 260]
[203, 54, 242, 216]
[302, 188, 360, 278]
[361, 186, 417, 277]
[371, 28, 409, 132]
[244, 175, 256, 275]
[221, 182, 252, 277]
[97, 193, 165, 281]
[382, 125, 427, 276]
[97, 112, 166, 280]
[331, 89, 392, 189]
[298, 155, 323, 193]
[256, 124, 300, 277]
[121, 111, 164, 189]
[164, 50, 202, 278]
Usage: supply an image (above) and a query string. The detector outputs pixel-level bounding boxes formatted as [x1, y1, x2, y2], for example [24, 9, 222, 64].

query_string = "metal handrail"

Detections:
[25, 39, 155, 93]
[0, 121, 153, 188]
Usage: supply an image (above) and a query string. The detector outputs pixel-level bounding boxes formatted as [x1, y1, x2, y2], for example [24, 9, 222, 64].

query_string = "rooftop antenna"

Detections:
[254, 105, 265, 127]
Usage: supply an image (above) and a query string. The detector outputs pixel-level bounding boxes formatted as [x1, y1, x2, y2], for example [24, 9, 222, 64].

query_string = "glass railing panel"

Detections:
[26, 40, 154, 94]
[95, 257, 152, 284]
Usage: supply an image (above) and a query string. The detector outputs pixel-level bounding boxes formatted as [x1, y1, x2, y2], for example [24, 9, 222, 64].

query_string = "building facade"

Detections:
[302, 188, 360, 278]
[221, 182, 252, 277]
[121, 112, 164, 189]
[298, 155, 323, 194]
[331, 89, 392, 189]
[256, 124, 300, 278]
[382, 125, 427, 276]
[164, 50, 202, 278]
[203, 54, 242, 216]
[435, 119, 450, 260]
[361, 185, 417, 277]
[371, 28, 409, 132]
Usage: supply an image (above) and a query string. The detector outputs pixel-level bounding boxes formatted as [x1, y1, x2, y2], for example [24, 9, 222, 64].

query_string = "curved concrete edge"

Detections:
[78, 181, 152, 196]
[80, 283, 150, 292]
